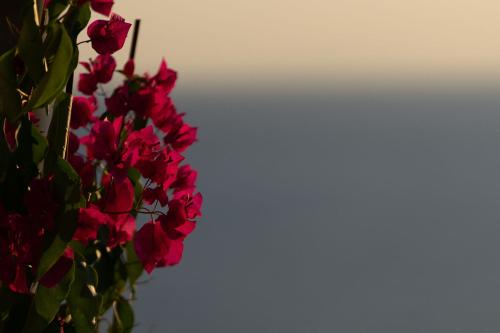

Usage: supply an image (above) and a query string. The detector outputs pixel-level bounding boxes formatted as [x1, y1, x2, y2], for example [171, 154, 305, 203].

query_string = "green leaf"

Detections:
[34, 262, 75, 325]
[68, 262, 102, 333]
[15, 118, 40, 180]
[0, 118, 12, 182]
[0, 118, 39, 211]
[0, 286, 15, 323]
[53, 157, 83, 206]
[37, 233, 73, 280]
[37, 158, 83, 279]
[47, 0, 70, 20]
[31, 125, 48, 164]
[25, 23, 74, 110]
[0, 49, 22, 121]
[45, 92, 72, 174]
[64, 3, 91, 40]
[108, 297, 134, 333]
[94, 247, 127, 315]
[127, 168, 143, 215]
[18, 6, 44, 83]
[124, 242, 143, 287]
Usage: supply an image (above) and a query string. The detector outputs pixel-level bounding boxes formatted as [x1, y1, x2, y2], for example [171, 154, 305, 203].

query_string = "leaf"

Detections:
[37, 158, 83, 279]
[68, 262, 102, 333]
[0, 49, 22, 121]
[14, 118, 40, 181]
[0, 118, 12, 182]
[64, 2, 91, 40]
[94, 248, 127, 315]
[37, 233, 73, 280]
[124, 242, 143, 287]
[47, 0, 71, 20]
[45, 92, 72, 174]
[108, 297, 134, 333]
[31, 125, 48, 164]
[33, 262, 75, 326]
[18, 6, 44, 83]
[53, 157, 83, 207]
[127, 168, 143, 215]
[0, 118, 39, 211]
[25, 23, 74, 110]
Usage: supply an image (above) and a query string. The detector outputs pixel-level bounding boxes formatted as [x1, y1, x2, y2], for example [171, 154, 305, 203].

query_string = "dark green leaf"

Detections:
[26, 23, 74, 110]
[47, 0, 70, 20]
[31, 125, 48, 164]
[68, 262, 102, 333]
[44, 92, 71, 174]
[37, 158, 83, 279]
[0, 49, 22, 121]
[94, 248, 127, 315]
[0, 117, 12, 182]
[64, 3, 91, 40]
[53, 158, 84, 208]
[18, 6, 44, 82]
[37, 233, 72, 280]
[124, 242, 143, 287]
[127, 168, 143, 215]
[108, 297, 134, 333]
[34, 262, 75, 325]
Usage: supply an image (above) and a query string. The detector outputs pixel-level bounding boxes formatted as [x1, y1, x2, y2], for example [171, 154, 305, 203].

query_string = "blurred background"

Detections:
[79, 1, 500, 332]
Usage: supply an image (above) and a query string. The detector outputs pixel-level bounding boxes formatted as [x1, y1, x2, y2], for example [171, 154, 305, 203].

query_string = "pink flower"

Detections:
[128, 86, 157, 118]
[68, 132, 80, 155]
[134, 219, 191, 273]
[105, 85, 130, 116]
[135, 147, 183, 188]
[142, 186, 168, 207]
[172, 165, 198, 194]
[165, 192, 203, 229]
[23, 178, 58, 230]
[0, 213, 44, 293]
[78, 72, 98, 95]
[107, 213, 135, 248]
[87, 15, 131, 55]
[164, 121, 198, 153]
[81, 118, 120, 161]
[122, 126, 160, 167]
[3, 119, 19, 152]
[79, 0, 115, 16]
[78, 55, 116, 95]
[71, 96, 97, 129]
[91, 0, 114, 16]
[68, 155, 95, 189]
[149, 96, 178, 132]
[152, 59, 177, 95]
[74, 205, 109, 244]
[93, 54, 117, 83]
[103, 177, 135, 214]
[122, 59, 135, 77]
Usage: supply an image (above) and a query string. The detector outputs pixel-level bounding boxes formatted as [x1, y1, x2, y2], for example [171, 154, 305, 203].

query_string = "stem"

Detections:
[76, 39, 91, 46]
[129, 19, 141, 60]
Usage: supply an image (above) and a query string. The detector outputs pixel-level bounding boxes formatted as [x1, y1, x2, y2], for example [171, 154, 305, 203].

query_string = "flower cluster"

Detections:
[74, 20, 202, 273]
[0, 1, 202, 296]
[0, 178, 73, 293]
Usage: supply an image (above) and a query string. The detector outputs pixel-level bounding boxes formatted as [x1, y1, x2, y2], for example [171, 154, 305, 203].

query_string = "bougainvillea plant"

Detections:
[0, 1, 202, 332]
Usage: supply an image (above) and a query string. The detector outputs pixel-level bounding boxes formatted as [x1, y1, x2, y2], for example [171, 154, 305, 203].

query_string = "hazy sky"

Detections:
[78, 0, 500, 85]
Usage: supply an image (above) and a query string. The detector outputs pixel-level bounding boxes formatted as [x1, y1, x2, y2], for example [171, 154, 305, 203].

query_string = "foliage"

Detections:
[0, 1, 202, 332]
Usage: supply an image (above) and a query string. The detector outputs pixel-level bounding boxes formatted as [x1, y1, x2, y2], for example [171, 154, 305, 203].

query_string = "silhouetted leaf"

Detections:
[26, 23, 74, 110]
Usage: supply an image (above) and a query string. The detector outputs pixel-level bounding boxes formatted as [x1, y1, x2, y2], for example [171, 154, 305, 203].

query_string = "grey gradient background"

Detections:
[77, 1, 500, 331]
[128, 86, 500, 333]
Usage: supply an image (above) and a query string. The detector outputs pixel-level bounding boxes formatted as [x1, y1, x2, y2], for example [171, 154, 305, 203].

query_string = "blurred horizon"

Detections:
[77, 0, 500, 88]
